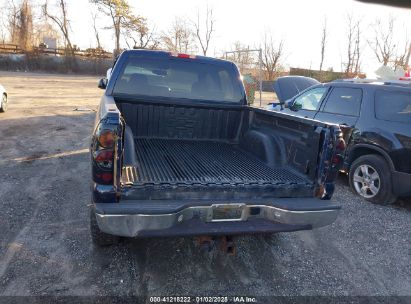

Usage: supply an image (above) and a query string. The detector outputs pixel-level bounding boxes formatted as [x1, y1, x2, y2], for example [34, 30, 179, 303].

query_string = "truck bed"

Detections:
[132, 138, 310, 187]
[117, 100, 323, 200]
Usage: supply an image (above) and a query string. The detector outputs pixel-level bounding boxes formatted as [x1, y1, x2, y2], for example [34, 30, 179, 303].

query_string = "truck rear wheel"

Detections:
[90, 208, 119, 246]
[349, 155, 397, 205]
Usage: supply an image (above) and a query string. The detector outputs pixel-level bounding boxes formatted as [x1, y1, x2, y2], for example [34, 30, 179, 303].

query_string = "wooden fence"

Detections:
[0, 44, 24, 54]
[0, 44, 113, 59]
[289, 67, 366, 82]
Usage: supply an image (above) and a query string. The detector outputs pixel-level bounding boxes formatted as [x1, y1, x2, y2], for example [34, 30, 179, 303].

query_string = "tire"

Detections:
[349, 155, 397, 205]
[90, 208, 119, 246]
[0, 94, 7, 113]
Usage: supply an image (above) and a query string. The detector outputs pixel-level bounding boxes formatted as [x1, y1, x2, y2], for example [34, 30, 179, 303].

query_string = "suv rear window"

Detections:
[375, 90, 411, 124]
[113, 56, 243, 103]
[322, 87, 362, 116]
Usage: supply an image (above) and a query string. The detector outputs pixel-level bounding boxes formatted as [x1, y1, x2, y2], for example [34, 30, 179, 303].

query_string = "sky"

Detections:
[1, 0, 411, 76]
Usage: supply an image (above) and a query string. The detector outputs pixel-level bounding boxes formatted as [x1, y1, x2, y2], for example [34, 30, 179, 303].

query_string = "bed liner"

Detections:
[131, 138, 311, 187]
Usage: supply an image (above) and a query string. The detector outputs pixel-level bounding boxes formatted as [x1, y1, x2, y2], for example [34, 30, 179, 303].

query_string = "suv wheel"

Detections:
[0, 94, 7, 112]
[90, 208, 119, 246]
[349, 155, 397, 205]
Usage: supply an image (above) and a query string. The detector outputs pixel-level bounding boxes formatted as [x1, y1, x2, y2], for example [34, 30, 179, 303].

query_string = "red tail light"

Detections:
[336, 138, 346, 152]
[96, 172, 113, 183]
[98, 130, 114, 148]
[94, 150, 113, 169]
[92, 122, 119, 186]
[315, 185, 325, 198]
[332, 155, 342, 165]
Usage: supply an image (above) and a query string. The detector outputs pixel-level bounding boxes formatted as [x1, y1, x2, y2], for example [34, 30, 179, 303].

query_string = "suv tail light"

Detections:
[332, 155, 341, 165]
[336, 138, 346, 152]
[332, 137, 346, 165]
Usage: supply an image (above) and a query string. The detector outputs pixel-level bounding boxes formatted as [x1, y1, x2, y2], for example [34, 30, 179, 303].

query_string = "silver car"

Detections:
[0, 84, 7, 113]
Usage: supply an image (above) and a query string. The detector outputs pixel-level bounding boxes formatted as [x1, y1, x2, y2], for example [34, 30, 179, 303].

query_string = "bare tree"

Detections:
[17, 0, 34, 51]
[0, 5, 8, 43]
[161, 17, 196, 53]
[353, 20, 362, 74]
[227, 41, 255, 71]
[90, 0, 128, 55]
[405, 44, 411, 69]
[43, 0, 74, 55]
[33, 21, 61, 48]
[90, 0, 144, 56]
[5, 0, 20, 44]
[123, 17, 159, 50]
[393, 31, 411, 70]
[369, 16, 396, 66]
[344, 14, 362, 75]
[0, 18, 6, 44]
[91, 11, 102, 49]
[345, 14, 355, 74]
[261, 32, 284, 80]
[1, 0, 33, 48]
[193, 6, 215, 56]
[319, 17, 327, 72]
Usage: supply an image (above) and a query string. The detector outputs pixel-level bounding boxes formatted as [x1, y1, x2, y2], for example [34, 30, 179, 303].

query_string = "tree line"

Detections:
[0, 0, 216, 56]
[0, 0, 410, 79]
[321, 13, 410, 77]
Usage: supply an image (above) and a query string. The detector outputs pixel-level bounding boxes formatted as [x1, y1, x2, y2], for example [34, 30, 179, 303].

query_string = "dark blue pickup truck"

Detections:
[89, 50, 345, 246]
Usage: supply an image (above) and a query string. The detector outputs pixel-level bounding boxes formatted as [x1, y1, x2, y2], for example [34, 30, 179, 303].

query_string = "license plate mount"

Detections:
[211, 204, 245, 222]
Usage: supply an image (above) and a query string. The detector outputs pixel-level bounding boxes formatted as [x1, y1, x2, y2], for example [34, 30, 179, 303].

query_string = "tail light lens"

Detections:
[315, 185, 325, 198]
[92, 128, 116, 185]
[98, 129, 114, 148]
[332, 137, 346, 165]
[96, 172, 113, 184]
[336, 138, 346, 152]
[94, 149, 113, 169]
[332, 155, 341, 165]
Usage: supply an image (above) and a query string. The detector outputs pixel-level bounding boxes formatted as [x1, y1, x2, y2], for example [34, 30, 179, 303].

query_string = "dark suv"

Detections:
[270, 77, 411, 204]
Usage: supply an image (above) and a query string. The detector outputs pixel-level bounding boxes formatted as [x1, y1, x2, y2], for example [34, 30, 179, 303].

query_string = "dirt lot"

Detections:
[0, 71, 410, 301]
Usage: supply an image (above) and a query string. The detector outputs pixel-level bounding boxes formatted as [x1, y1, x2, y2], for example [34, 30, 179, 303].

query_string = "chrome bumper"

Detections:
[95, 203, 340, 237]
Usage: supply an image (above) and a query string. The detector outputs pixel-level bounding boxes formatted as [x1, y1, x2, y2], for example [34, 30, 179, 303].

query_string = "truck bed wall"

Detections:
[245, 109, 321, 180]
[116, 100, 321, 181]
[118, 101, 243, 142]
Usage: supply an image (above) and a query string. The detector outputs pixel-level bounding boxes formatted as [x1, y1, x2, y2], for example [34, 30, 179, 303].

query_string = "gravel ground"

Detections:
[0, 72, 410, 301]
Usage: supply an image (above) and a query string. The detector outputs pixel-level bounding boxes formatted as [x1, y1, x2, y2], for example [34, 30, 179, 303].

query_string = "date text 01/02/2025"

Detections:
[149, 296, 257, 303]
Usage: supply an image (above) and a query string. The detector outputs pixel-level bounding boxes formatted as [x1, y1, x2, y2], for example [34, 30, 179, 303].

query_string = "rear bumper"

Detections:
[93, 198, 341, 237]
[392, 171, 411, 196]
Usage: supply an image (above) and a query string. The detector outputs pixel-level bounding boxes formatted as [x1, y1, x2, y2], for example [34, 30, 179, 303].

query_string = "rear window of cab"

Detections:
[375, 90, 411, 124]
[112, 56, 243, 103]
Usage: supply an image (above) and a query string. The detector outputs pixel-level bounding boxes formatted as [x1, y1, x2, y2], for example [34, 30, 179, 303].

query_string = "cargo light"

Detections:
[170, 52, 196, 59]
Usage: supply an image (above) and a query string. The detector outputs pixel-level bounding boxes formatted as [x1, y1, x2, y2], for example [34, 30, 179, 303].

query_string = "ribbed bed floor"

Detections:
[133, 138, 310, 186]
